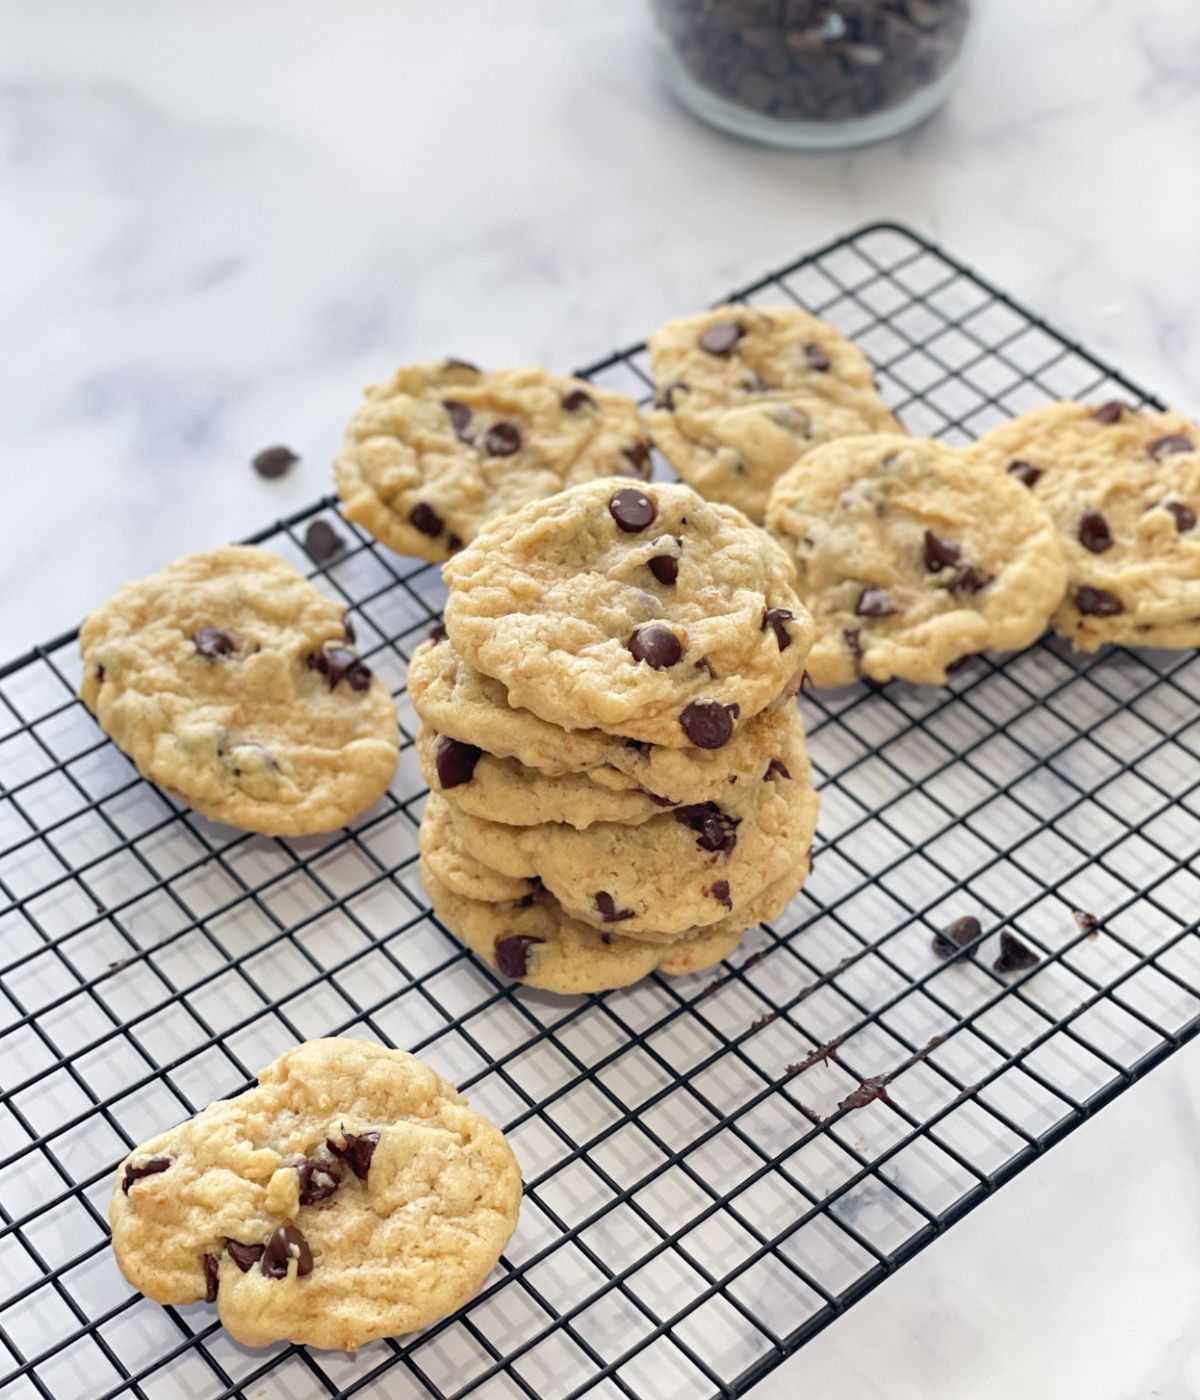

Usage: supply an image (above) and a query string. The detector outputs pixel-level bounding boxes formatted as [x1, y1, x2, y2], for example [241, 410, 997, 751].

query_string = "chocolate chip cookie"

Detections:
[645, 304, 901, 522]
[432, 713, 817, 939]
[442, 479, 810, 746]
[109, 1039, 522, 1350]
[334, 360, 651, 562]
[78, 547, 399, 834]
[764, 434, 1067, 686]
[971, 401, 1200, 651]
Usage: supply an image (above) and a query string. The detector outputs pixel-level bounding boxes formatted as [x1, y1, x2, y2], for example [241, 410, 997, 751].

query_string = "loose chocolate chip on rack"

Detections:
[443, 400, 474, 443]
[653, 381, 688, 410]
[252, 445, 298, 479]
[804, 342, 832, 371]
[933, 914, 980, 958]
[326, 1130, 380, 1181]
[308, 643, 372, 692]
[1078, 508, 1112, 553]
[674, 802, 740, 854]
[193, 628, 236, 659]
[1148, 434, 1193, 460]
[495, 935, 543, 978]
[622, 440, 652, 476]
[648, 553, 679, 584]
[609, 487, 656, 532]
[436, 737, 482, 789]
[410, 502, 444, 538]
[708, 879, 732, 909]
[1075, 585, 1123, 617]
[856, 588, 898, 618]
[948, 564, 992, 595]
[594, 891, 635, 923]
[844, 627, 864, 671]
[627, 624, 682, 670]
[1164, 501, 1196, 532]
[1007, 459, 1043, 488]
[261, 1224, 313, 1279]
[203, 1252, 219, 1302]
[428, 620, 448, 643]
[297, 1159, 341, 1205]
[225, 1239, 265, 1272]
[443, 357, 480, 373]
[761, 607, 794, 650]
[699, 320, 744, 355]
[561, 387, 596, 412]
[1073, 910, 1100, 936]
[993, 930, 1039, 974]
[304, 519, 345, 563]
[680, 698, 738, 749]
[765, 758, 791, 781]
[1092, 401, 1127, 424]
[483, 421, 522, 457]
[122, 1156, 172, 1194]
[923, 530, 961, 571]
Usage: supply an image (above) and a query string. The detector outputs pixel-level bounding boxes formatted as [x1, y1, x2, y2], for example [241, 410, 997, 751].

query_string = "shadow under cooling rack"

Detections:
[0, 222, 1198, 1400]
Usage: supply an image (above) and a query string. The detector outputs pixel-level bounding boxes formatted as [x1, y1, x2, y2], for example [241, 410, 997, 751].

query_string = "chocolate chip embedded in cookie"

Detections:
[442, 479, 811, 746]
[334, 361, 650, 562]
[108, 1039, 521, 1351]
[971, 401, 1200, 652]
[645, 304, 901, 523]
[764, 434, 1066, 687]
[78, 546, 399, 835]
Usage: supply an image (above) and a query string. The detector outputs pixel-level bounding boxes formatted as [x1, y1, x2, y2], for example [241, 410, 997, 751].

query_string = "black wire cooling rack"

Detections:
[2, 222, 1199, 1400]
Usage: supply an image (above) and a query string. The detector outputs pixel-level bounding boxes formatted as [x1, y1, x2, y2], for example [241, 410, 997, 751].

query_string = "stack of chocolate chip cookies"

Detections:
[410, 477, 821, 993]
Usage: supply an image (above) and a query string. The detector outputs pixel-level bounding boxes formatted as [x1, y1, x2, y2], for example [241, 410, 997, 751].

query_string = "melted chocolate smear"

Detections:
[261, 1224, 313, 1279]
[838, 1074, 892, 1113]
[595, 891, 635, 923]
[680, 698, 737, 749]
[1078, 507, 1112, 553]
[252, 445, 298, 479]
[855, 587, 897, 618]
[609, 487, 656, 532]
[443, 400, 474, 442]
[708, 878, 732, 909]
[674, 802, 740, 855]
[561, 387, 596, 412]
[483, 421, 522, 457]
[844, 627, 864, 672]
[1165, 501, 1196, 532]
[765, 758, 791, 781]
[203, 1252, 219, 1302]
[993, 930, 1039, 973]
[436, 736, 483, 788]
[194, 628, 235, 658]
[307, 643, 372, 692]
[342, 615, 356, 645]
[1007, 459, 1043, 488]
[409, 502, 444, 538]
[297, 1159, 341, 1205]
[643, 790, 677, 807]
[225, 1239, 265, 1272]
[923, 530, 961, 571]
[304, 519, 344, 562]
[804, 341, 832, 371]
[761, 607, 794, 650]
[1148, 433, 1193, 460]
[699, 320, 744, 355]
[1092, 400, 1127, 424]
[495, 935, 543, 978]
[933, 914, 981, 958]
[122, 1156, 171, 1194]
[1076, 585, 1123, 617]
[325, 1130, 380, 1181]
[628, 624, 682, 669]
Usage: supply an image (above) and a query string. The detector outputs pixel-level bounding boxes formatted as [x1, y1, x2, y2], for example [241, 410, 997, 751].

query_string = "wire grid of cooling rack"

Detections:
[1, 222, 1199, 1400]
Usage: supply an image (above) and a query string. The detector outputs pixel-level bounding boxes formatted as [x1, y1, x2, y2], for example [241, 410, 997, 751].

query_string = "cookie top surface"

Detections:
[438, 712, 817, 939]
[334, 360, 651, 562]
[970, 400, 1200, 650]
[442, 479, 810, 744]
[78, 546, 399, 835]
[408, 634, 803, 811]
[645, 304, 900, 522]
[765, 434, 1067, 687]
[109, 1039, 522, 1351]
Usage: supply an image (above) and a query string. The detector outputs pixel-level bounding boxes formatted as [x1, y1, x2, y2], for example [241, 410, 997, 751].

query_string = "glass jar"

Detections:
[651, 1, 974, 151]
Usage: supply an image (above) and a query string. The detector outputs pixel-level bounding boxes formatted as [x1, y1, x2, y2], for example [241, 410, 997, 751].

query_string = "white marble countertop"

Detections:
[3, 1, 1199, 1396]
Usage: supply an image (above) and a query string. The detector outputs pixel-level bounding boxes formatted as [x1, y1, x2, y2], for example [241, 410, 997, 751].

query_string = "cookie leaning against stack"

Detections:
[413, 477, 820, 993]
